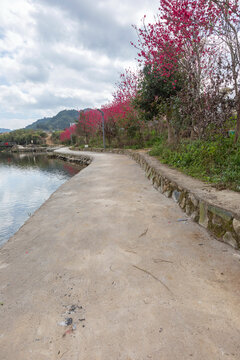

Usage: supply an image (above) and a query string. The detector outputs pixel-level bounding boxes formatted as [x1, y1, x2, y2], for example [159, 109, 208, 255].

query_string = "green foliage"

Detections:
[133, 65, 183, 121]
[51, 131, 62, 144]
[150, 135, 240, 191]
[0, 129, 47, 145]
[26, 110, 79, 131]
[72, 123, 162, 150]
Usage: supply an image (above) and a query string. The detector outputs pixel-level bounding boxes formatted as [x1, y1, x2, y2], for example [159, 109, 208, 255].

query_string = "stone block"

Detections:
[208, 205, 233, 222]
[199, 201, 209, 228]
[223, 232, 238, 249]
[146, 167, 151, 178]
[148, 169, 154, 180]
[191, 211, 199, 222]
[233, 218, 240, 238]
[179, 196, 186, 209]
[164, 190, 172, 198]
[159, 181, 164, 193]
[161, 181, 169, 193]
[212, 214, 223, 226]
[172, 190, 181, 203]
[186, 205, 192, 216]
[153, 175, 161, 188]
[188, 193, 199, 207]
[153, 182, 158, 190]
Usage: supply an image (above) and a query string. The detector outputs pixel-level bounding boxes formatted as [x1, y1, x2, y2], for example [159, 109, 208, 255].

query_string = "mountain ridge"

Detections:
[25, 109, 79, 131]
[0, 128, 11, 133]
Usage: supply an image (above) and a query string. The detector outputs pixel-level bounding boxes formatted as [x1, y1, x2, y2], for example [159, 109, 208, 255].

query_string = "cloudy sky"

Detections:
[0, 0, 158, 129]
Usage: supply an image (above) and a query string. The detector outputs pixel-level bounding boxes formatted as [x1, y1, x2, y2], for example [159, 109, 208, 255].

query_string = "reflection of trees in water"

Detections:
[0, 152, 81, 177]
[63, 163, 80, 176]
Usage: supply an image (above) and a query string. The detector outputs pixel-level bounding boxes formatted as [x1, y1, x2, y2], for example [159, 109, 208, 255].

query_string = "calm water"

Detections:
[0, 152, 81, 246]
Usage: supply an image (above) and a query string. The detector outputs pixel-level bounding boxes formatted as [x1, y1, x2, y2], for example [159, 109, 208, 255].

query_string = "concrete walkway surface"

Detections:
[0, 148, 240, 360]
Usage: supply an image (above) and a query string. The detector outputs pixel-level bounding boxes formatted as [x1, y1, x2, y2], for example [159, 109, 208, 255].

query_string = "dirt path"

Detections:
[46, 133, 54, 146]
[0, 148, 240, 359]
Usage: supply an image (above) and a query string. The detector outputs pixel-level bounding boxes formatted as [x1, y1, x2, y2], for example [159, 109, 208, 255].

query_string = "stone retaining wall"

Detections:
[49, 153, 92, 166]
[127, 150, 240, 250]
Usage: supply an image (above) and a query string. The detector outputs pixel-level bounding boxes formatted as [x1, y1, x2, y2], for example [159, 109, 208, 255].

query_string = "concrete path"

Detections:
[0, 149, 240, 360]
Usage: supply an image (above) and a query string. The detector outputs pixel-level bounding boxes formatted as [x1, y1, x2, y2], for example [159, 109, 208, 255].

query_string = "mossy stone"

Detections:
[223, 232, 238, 249]
[208, 205, 233, 222]
[199, 202, 209, 228]
[233, 219, 240, 238]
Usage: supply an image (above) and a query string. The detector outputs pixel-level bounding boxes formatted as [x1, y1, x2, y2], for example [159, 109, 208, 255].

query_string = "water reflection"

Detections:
[0, 152, 81, 246]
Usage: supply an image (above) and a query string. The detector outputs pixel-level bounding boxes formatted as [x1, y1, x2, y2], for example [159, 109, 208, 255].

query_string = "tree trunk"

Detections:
[234, 93, 240, 143]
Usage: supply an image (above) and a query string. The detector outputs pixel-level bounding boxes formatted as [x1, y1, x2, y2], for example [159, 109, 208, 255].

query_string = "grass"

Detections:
[149, 135, 240, 192]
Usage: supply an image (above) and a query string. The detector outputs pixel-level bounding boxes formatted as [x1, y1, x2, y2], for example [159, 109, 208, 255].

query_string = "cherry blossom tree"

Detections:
[60, 124, 76, 143]
[132, 0, 235, 141]
[75, 110, 102, 144]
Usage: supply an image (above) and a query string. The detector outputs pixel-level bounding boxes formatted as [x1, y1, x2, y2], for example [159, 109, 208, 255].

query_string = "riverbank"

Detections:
[0, 148, 240, 359]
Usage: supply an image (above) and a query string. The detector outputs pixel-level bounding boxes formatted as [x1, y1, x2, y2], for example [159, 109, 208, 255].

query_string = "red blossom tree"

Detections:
[133, 0, 217, 78]
[60, 124, 76, 142]
[75, 110, 102, 143]
[132, 0, 236, 141]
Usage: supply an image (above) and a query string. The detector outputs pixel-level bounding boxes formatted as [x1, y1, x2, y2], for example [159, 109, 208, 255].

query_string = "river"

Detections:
[0, 152, 82, 246]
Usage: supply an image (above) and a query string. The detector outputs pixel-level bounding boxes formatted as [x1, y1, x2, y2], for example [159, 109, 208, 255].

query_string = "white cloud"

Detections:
[0, 0, 158, 129]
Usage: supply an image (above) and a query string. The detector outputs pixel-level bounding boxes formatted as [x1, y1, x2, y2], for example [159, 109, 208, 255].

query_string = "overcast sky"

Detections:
[0, 0, 158, 129]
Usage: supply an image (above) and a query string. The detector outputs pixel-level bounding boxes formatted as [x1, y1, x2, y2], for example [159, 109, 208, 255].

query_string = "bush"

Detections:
[150, 135, 240, 191]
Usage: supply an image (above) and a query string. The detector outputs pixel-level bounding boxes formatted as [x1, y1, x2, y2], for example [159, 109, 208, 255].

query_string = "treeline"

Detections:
[0, 129, 47, 145]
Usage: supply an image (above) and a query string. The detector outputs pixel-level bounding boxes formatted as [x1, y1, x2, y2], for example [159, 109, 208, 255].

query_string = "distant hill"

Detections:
[0, 128, 11, 133]
[25, 110, 79, 131]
